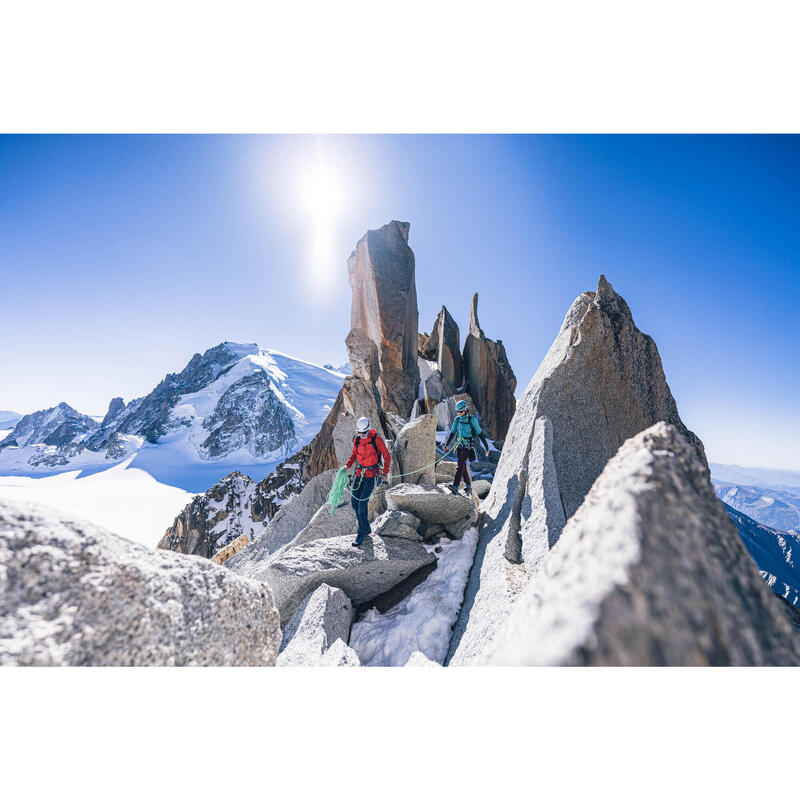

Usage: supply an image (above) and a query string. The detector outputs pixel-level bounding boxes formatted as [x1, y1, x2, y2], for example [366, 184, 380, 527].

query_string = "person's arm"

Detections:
[472, 418, 490, 455]
[444, 419, 458, 450]
[377, 435, 391, 477]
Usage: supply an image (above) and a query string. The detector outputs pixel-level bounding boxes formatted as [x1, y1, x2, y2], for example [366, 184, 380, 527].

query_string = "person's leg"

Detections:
[454, 446, 469, 487]
[350, 474, 361, 514]
[464, 447, 473, 492]
[354, 475, 375, 542]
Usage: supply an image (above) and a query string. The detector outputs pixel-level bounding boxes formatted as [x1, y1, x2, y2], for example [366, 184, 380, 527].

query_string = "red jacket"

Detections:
[346, 429, 391, 478]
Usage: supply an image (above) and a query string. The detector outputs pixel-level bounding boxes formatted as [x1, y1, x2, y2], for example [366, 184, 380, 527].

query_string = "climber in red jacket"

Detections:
[345, 416, 391, 546]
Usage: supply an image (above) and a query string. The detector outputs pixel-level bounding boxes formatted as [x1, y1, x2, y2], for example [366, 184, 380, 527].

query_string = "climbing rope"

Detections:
[325, 441, 459, 513]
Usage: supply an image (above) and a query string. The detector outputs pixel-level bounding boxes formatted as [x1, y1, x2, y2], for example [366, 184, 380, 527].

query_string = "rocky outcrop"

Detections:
[101, 397, 126, 427]
[210, 533, 249, 565]
[227, 470, 338, 572]
[462, 293, 517, 440]
[0, 499, 281, 666]
[449, 276, 708, 665]
[482, 424, 800, 666]
[316, 637, 361, 666]
[345, 329, 380, 383]
[371, 509, 423, 542]
[390, 414, 437, 486]
[387, 484, 477, 530]
[230, 486, 391, 582]
[277, 583, 355, 666]
[435, 459, 458, 484]
[257, 534, 436, 623]
[0, 402, 98, 450]
[158, 471, 265, 558]
[256, 441, 317, 518]
[420, 306, 464, 388]
[273, 502, 359, 554]
[472, 479, 492, 500]
[347, 221, 420, 418]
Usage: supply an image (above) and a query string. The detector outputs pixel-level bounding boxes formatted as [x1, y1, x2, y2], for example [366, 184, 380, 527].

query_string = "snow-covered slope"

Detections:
[0, 343, 346, 492]
[0, 458, 194, 547]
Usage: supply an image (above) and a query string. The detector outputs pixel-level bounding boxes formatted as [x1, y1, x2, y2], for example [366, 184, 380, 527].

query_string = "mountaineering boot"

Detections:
[352, 529, 370, 546]
[447, 484, 460, 495]
[464, 484, 473, 496]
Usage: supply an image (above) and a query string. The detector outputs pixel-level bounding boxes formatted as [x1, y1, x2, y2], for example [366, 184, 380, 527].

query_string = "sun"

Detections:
[302, 161, 345, 223]
[298, 156, 348, 289]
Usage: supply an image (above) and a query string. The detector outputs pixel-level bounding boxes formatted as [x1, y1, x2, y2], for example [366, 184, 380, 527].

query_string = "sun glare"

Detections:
[298, 156, 348, 294]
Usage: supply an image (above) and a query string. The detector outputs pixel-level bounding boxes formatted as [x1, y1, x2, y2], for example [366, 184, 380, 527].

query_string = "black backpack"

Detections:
[353, 430, 382, 467]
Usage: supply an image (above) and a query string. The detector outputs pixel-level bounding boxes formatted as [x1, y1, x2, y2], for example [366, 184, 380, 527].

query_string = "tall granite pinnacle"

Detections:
[347, 220, 420, 418]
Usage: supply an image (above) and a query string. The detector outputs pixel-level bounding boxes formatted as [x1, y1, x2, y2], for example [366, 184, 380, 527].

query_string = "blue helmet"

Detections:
[455, 400, 468, 412]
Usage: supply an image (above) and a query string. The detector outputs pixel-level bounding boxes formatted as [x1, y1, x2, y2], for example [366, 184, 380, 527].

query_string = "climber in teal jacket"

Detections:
[443, 400, 490, 495]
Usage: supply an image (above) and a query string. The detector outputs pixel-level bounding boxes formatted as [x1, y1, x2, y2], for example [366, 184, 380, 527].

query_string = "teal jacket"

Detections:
[445, 413, 489, 452]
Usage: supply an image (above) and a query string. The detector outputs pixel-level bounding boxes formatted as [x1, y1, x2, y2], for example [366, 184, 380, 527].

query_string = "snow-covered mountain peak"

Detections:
[0, 342, 346, 488]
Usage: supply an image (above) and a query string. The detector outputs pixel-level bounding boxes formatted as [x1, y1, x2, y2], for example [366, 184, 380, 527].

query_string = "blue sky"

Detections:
[1, 134, 798, 469]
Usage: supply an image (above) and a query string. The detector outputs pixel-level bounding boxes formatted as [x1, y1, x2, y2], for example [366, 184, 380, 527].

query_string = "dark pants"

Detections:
[351, 474, 376, 539]
[454, 446, 473, 488]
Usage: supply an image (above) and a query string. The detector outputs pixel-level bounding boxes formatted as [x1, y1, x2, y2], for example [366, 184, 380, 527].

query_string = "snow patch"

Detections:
[0, 457, 195, 548]
[349, 528, 479, 666]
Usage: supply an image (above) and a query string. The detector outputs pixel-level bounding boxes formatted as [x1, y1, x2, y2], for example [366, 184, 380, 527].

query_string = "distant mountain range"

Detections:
[710, 462, 800, 489]
[0, 410, 22, 431]
[711, 463, 800, 534]
[723, 503, 800, 607]
[0, 343, 346, 491]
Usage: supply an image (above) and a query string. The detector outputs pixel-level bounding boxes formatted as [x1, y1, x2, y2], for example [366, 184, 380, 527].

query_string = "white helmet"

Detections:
[356, 416, 370, 434]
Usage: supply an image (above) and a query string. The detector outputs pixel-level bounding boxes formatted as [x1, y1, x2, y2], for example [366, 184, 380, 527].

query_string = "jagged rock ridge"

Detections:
[158, 471, 268, 558]
[462, 293, 517, 440]
[448, 275, 707, 665]
[482, 424, 800, 666]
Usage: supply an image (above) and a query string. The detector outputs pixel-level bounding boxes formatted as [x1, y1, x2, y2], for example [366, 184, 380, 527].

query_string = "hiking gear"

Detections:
[453, 445, 473, 488]
[346, 428, 391, 478]
[445, 411, 489, 454]
[350, 474, 375, 538]
[455, 400, 468, 412]
[326, 467, 350, 513]
[447, 483, 460, 495]
[356, 416, 370, 433]
[351, 539, 361, 547]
